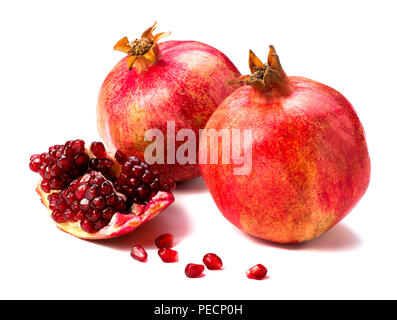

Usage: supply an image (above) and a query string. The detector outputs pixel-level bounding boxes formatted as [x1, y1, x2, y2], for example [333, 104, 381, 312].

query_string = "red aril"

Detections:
[130, 245, 148, 262]
[185, 264, 205, 278]
[158, 248, 178, 263]
[246, 264, 268, 280]
[155, 233, 173, 248]
[203, 253, 223, 270]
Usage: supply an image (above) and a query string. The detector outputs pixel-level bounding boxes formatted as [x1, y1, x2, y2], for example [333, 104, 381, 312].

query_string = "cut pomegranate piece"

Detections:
[185, 264, 205, 278]
[158, 248, 178, 263]
[155, 233, 173, 248]
[130, 245, 148, 262]
[30, 139, 175, 240]
[203, 253, 223, 270]
[246, 264, 268, 280]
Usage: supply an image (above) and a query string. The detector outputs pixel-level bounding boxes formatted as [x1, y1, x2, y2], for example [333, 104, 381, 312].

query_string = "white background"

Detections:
[1, 0, 396, 299]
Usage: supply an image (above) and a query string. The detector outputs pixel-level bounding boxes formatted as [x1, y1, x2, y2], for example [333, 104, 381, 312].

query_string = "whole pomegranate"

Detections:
[97, 22, 241, 182]
[199, 46, 370, 243]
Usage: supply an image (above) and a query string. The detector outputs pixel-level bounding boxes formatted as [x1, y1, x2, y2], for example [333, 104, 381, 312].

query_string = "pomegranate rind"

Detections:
[36, 184, 174, 240]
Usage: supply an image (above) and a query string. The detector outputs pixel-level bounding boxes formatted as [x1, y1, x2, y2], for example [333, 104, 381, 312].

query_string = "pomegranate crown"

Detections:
[113, 22, 171, 73]
[230, 45, 292, 95]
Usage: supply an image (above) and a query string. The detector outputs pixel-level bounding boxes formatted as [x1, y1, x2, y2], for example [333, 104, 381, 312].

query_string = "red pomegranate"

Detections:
[199, 46, 370, 243]
[97, 22, 241, 182]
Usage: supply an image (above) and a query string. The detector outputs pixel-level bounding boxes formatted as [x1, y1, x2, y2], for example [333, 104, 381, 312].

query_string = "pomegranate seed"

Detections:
[246, 264, 268, 280]
[141, 170, 154, 184]
[90, 142, 107, 159]
[155, 233, 173, 248]
[29, 157, 42, 172]
[185, 264, 205, 278]
[30, 154, 41, 161]
[56, 199, 68, 211]
[130, 245, 148, 262]
[94, 220, 108, 231]
[81, 219, 95, 233]
[115, 150, 127, 164]
[75, 183, 88, 200]
[132, 165, 144, 177]
[85, 184, 99, 200]
[100, 181, 113, 195]
[52, 211, 66, 223]
[91, 196, 106, 209]
[203, 253, 223, 270]
[102, 207, 115, 220]
[86, 209, 101, 222]
[163, 178, 176, 191]
[63, 209, 76, 222]
[79, 198, 90, 211]
[137, 185, 150, 198]
[158, 248, 178, 263]
[40, 180, 51, 193]
[71, 139, 85, 153]
[106, 193, 118, 206]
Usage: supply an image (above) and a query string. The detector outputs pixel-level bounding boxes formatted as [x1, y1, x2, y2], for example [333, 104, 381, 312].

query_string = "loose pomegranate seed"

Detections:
[158, 248, 178, 263]
[90, 141, 107, 159]
[203, 253, 223, 270]
[130, 245, 148, 262]
[246, 264, 268, 280]
[155, 233, 173, 248]
[185, 264, 205, 278]
[46, 171, 127, 233]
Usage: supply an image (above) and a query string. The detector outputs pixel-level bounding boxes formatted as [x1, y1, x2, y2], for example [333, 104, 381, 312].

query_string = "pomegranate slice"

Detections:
[31, 140, 174, 240]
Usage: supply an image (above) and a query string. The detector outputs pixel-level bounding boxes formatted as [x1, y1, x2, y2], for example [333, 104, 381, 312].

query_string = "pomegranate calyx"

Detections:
[229, 45, 292, 96]
[113, 21, 171, 73]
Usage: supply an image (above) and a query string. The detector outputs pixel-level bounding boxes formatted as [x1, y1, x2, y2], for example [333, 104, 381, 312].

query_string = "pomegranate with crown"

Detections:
[97, 22, 241, 182]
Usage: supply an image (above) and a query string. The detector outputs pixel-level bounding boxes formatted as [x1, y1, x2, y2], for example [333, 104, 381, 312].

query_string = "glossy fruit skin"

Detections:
[97, 40, 241, 182]
[199, 77, 370, 243]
